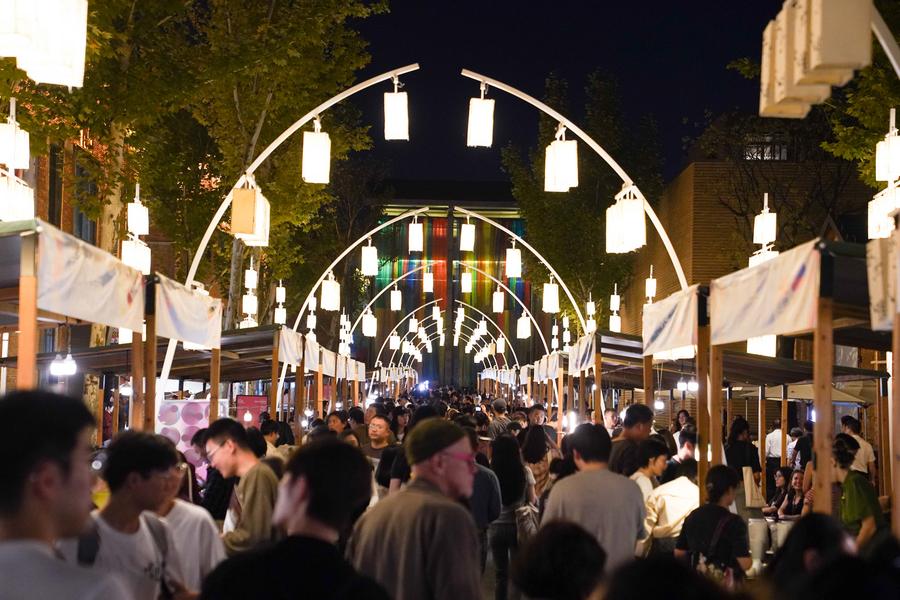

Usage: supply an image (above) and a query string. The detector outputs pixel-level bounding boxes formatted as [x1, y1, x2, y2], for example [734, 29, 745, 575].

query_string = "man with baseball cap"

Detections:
[346, 419, 481, 600]
[487, 399, 511, 439]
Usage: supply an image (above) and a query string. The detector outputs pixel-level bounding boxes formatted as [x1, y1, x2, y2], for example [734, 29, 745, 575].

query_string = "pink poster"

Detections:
[235, 395, 270, 429]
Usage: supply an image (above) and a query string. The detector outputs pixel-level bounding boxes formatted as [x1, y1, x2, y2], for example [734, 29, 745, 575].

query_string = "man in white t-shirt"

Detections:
[764, 418, 783, 502]
[0, 391, 128, 600]
[840, 415, 877, 484]
[60, 431, 194, 600]
[158, 456, 226, 590]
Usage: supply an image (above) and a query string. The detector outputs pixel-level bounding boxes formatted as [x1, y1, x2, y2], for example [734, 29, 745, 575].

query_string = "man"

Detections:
[0, 391, 128, 599]
[840, 415, 876, 484]
[347, 419, 481, 600]
[201, 440, 388, 599]
[764, 418, 783, 501]
[205, 418, 279, 556]
[190, 428, 235, 525]
[603, 408, 621, 440]
[791, 420, 814, 470]
[630, 437, 670, 500]
[462, 427, 501, 572]
[347, 406, 366, 431]
[487, 398, 511, 439]
[609, 404, 654, 477]
[639, 459, 700, 557]
[787, 427, 802, 469]
[542, 423, 645, 573]
[526, 404, 558, 439]
[157, 448, 226, 592]
[361, 414, 392, 468]
[59, 431, 192, 600]
[260, 419, 280, 457]
[660, 425, 696, 484]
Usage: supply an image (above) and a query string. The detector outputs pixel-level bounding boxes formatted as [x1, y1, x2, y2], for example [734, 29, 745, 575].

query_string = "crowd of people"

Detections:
[0, 387, 898, 600]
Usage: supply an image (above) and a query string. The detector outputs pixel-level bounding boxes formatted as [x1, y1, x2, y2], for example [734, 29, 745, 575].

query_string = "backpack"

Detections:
[691, 513, 738, 590]
[77, 513, 174, 599]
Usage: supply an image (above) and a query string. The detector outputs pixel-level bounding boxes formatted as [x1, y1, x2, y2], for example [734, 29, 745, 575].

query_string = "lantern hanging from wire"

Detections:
[302, 117, 331, 184]
[467, 81, 494, 147]
[606, 184, 646, 253]
[492, 288, 504, 313]
[506, 240, 522, 278]
[384, 75, 409, 141]
[544, 123, 578, 192]
[542, 277, 560, 313]
[390, 287, 402, 311]
[361, 238, 378, 276]
[320, 270, 340, 312]
[362, 309, 377, 337]
[460, 217, 475, 252]
[423, 269, 433, 294]
[461, 269, 473, 294]
[408, 215, 424, 253]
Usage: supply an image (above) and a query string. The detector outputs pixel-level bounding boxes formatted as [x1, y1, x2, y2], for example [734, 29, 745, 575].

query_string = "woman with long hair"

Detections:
[520, 426, 559, 497]
[390, 405, 410, 443]
[762, 467, 792, 517]
[724, 416, 762, 519]
[777, 469, 806, 518]
[489, 435, 535, 600]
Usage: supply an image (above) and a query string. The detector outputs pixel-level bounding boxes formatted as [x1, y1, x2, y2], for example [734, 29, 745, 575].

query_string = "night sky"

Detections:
[352, 1, 784, 182]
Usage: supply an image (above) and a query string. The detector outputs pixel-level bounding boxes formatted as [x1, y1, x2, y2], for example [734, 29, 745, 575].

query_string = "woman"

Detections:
[326, 410, 349, 433]
[765, 514, 854, 593]
[762, 467, 791, 517]
[777, 470, 806, 518]
[631, 437, 670, 501]
[520, 426, 559, 497]
[833, 433, 887, 548]
[671, 409, 691, 433]
[490, 435, 536, 600]
[390, 405, 410, 442]
[675, 465, 752, 586]
[724, 416, 762, 520]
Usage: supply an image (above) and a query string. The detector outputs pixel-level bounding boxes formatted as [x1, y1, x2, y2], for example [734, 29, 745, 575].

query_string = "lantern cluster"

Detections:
[748, 193, 780, 357]
[0, 98, 33, 222]
[240, 258, 259, 329]
[869, 109, 900, 240]
[609, 284, 622, 333]
[544, 123, 578, 193]
[606, 184, 646, 254]
[121, 184, 151, 275]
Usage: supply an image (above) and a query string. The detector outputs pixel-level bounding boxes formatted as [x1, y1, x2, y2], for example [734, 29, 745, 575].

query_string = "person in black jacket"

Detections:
[191, 428, 236, 522]
[724, 417, 762, 520]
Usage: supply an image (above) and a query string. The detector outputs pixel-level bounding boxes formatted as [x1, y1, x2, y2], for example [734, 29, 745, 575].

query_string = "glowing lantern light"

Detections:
[0, 169, 34, 221]
[645, 266, 657, 303]
[306, 313, 317, 330]
[467, 82, 494, 147]
[362, 310, 377, 337]
[542, 278, 559, 313]
[606, 184, 646, 253]
[492, 289, 504, 313]
[0, 99, 29, 170]
[301, 118, 331, 184]
[390, 287, 402, 311]
[747, 335, 777, 357]
[432, 305, 441, 322]
[496, 336, 506, 354]
[423, 270, 434, 293]
[408, 317, 418, 334]
[610, 284, 621, 312]
[544, 124, 578, 192]
[7, 0, 89, 88]
[516, 315, 531, 340]
[609, 313, 621, 333]
[121, 238, 151, 275]
[461, 270, 473, 294]
[753, 193, 777, 245]
[127, 183, 149, 236]
[361, 240, 378, 276]
[320, 271, 340, 311]
[506, 242, 522, 278]
[389, 333, 400, 350]
[231, 184, 270, 247]
[460, 219, 475, 252]
[384, 78, 409, 140]
[408, 216, 424, 253]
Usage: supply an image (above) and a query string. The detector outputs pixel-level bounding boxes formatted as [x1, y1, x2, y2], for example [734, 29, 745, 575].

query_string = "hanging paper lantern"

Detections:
[516, 315, 531, 339]
[274, 306, 287, 325]
[432, 305, 441, 321]
[390, 288, 402, 311]
[121, 239, 151, 275]
[496, 336, 506, 354]
[460, 221, 476, 252]
[320, 272, 340, 311]
[7, 0, 89, 88]
[645, 267, 657, 302]
[506, 245, 522, 278]
[389, 333, 400, 350]
[301, 120, 331, 184]
[408, 218, 424, 252]
[492, 289, 504, 313]
[423, 270, 433, 293]
[232, 186, 271, 247]
[467, 92, 494, 147]
[306, 313, 317, 330]
[461, 270, 472, 294]
[542, 280, 559, 313]
[408, 317, 418, 334]
[384, 90, 409, 141]
[753, 193, 777, 245]
[362, 310, 377, 337]
[439, 333, 446, 347]
[610, 284, 621, 312]
[606, 185, 646, 253]
[0, 170, 34, 221]
[544, 126, 578, 192]
[275, 282, 286, 304]
[586, 318, 597, 333]
[361, 243, 378, 277]
[242, 293, 258, 316]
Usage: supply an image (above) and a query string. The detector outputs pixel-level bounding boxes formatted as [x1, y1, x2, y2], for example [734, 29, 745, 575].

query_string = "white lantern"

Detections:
[390, 288, 402, 311]
[361, 243, 378, 277]
[586, 317, 597, 333]
[552, 323, 559, 336]
[875, 135, 900, 183]
[461, 270, 472, 293]
[496, 336, 506, 354]
[127, 184, 149, 236]
[492, 289, 504, 313]
[306, 330, 316, 343]
[320, 272, 340, 311]
[425, 341, 433, 353]
[242, 293, 258, 316]
[384, 89, 409, 141]
[460, 221, 475, 252]
[606, 185, 646, 253]
[586, 298, 596, 317]
[121, 238, 151, 275]
[753, 194, 777, 245]
[747, 335, 777, 357]
[389, 333, 401, 350]
[301, 119, 331, 184]
[408, 217, 424, 253]
[439, 333, 445, 347]
[544, 126, 578, 192]
[274, 306, 287, 325]
[232, 186, 270, 247]
[418, 326, 427, 342]
[868, 187, 898, 240]
[456, 306, 465, 321]
[306, 313, 317, 330]
[362, 310, 377, 337]
[610, 283, 621, 312]
[0, 101, 29, 170]
[467, 88, 494, 147]
[423, 270, 433, 293]
[432, 305, 441, 321]
[453, 334, 460, 347]
[13, 0, 89, 88]
[645, 266, 657, 302]
[563, 330, 571, 344]
[609, 313, 621, 333]
[275, 282, 286, 304]
[516, 315, 531, 339]
[408, 317, 418, 334]
[244, 263, 258, 290]
[0, 170, 34, 221]
[551, 336, 559, 350]
[542, 280, 559, 313]
[506, 245, 522, 278]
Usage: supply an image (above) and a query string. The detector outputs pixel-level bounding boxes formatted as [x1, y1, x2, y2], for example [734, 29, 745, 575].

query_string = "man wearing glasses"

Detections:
[347, 418, 481, 600]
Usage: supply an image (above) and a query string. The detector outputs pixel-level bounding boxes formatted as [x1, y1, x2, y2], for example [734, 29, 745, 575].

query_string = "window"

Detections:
[744, 135, 788, 161]
[48, 144, 63, 225]
[73, 153, 97, 243]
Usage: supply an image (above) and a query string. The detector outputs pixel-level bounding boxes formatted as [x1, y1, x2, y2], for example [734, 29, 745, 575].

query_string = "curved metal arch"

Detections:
[399, 324, 495, 370]
[373, 299, 442, 369]
[454, 260, 548, 353]
[454, 300, 519, 367]
[349, 261, 437, 337]
[390, 311, 504, 369]
[460, 69, 688, 292]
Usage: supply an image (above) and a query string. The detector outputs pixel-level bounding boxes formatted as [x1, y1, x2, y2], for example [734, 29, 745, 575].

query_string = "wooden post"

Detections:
[594, 351, 603, 424]
[812, 297, 834, 515]
[111, 385, 120, 436]
[353, 379, 359, 407]
[566, 368, 574, 416]
[16, 234, 37, 389]
[556, 366, 564, 444]
[143, 314, 157, 433]
[96, 377, 105, 447]
[758, 385, 767, 499]
[891, 315, 900, 536]
[210, 348, 221, 422]
[130, 332, 144, 430]
[315, 359, 324, 419]
[781, 385, 788, 465]
[697, 324, 711, 503]
[877, 377, 891, 497]
[270, 329, 280, 417]
[642, 355, 653, 405]
[297, 352, 306, 424]
[709, 345, 724, 466]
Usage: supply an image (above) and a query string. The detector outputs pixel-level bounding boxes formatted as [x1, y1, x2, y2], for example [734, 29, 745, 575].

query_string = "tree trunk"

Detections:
[223, 239, 245, 329]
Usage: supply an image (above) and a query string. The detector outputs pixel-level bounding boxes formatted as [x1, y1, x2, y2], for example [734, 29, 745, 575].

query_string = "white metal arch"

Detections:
[454, 300, 519, 367]
[349, 261, 437, 337]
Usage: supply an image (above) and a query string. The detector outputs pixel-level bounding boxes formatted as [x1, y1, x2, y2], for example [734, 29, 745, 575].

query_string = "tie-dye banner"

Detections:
[642, 285, 699, 357]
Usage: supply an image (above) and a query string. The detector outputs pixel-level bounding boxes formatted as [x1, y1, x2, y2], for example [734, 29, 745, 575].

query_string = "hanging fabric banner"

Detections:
[711, 240, 820, 346]
[37, 221, 144, 331]
[320, 349, 336, 378]
[571, 334, 596, 373]
[356, 361, 366, 382]
[336, 355, 347, 380]
[155, 274, 223, 349]
[304, 337, 320, 373]
[519, 365, 530, 385]
[866, 235, 897, 332]
[278, 327, 304, 366]
[643, 284, 699, 357]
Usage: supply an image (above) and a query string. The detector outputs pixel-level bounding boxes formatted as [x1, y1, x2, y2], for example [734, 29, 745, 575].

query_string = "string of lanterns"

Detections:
[747, 193, 779, 357]
[0, 98, 34, 222]
[868, 108, 900, 240]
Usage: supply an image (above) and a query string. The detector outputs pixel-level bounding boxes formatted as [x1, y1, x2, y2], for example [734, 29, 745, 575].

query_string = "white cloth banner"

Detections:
[278, 327, 304, 366]
[537, 357, 547, 382]
[866, 235, 897, 332]
[304, 337, 320, 373]
[356, 361, 366, 382]
[336, 355, 347, 380]
[643, 284, 699, 357]
[571, 334, 596, 373]
[321, 349, 336, 378]
[711, 240, 820, 346]
[37, 221, 144, 331]
[519, 365, 530, 385]
[547, 353, 561, 380]
[155, 274, 222, 349]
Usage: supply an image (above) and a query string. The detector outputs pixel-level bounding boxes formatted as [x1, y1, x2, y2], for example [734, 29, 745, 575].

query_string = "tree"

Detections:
[501, 71, 663, 324]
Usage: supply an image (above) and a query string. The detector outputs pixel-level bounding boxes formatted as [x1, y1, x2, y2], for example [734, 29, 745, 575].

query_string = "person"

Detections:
[387, 405, 440, 494]
[603, 408, 621, 439]
[347, 419, 481, 600]
[0, 391, 129, 599]
[675, 465, 752, 583]
[787, 427, 803, 469]
[59, 431, 192, 600]
[840, 415, 876, 484]
[671, 409, 690, 433]
[631, 437, 670, 501]
[347, 406, 366, 432]
[510, 521, 606, 600]
[157, 448, 226, 591]
[520, 424, 559, 497]
[244, 426, 267, 458]
[326, 410, 349, 434]
[640, 458, 699, 557]
[339, 429, 361, 447]
[609, 404, 654, 477]
[488, 399, 512, 439]
[723, 416, 762, 519]
[463, 428, 502, 573]
[791, 420, 814, 471]
[391, 405, 411, 442]
[201, 439, 388, 599]
[777, 469, 806, 518]
[526, 404, 557, 439]
[490, 434, 536, 600]
[660, 425, 696, 484]
[832, 433, 886, 548]
[360, 414, 392, 465]
[542, 423, 645, 573]
[260, 419, 280, 457]
[764, 513, 855, 594]
[604, 555, 728, 600]
[762, 466, 792, 517]
[190, 429, 235, 524]
[765, 418, 783, 501]
[205, 418, 279, 556]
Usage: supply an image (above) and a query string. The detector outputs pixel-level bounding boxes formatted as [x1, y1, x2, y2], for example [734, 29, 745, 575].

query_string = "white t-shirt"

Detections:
[850, 433, 875, 475]
[0, 540, 128, 600]
[765, 429, 782, 458]
[60, 512, 186, 600]
[162, 499, 226, 591]
[630, 471, 654, 501]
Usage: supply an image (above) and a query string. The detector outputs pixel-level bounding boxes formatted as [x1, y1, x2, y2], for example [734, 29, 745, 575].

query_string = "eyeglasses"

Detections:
[206, 443, 224, 462]
[441, 450, 477, 468]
